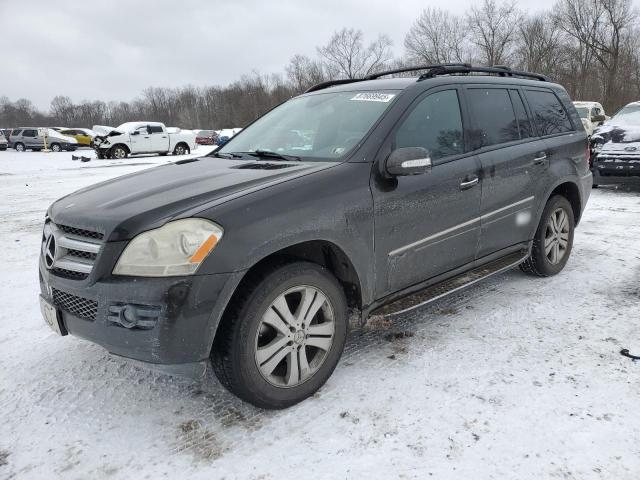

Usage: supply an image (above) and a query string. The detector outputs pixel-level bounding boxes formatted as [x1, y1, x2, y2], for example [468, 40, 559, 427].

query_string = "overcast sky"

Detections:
[1, 0, 558, 110]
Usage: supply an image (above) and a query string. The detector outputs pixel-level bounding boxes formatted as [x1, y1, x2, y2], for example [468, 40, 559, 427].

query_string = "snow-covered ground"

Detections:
[1, 149, 639, 479]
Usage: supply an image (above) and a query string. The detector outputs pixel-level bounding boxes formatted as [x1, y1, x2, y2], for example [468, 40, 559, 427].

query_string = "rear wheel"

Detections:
[173, 144, 189, 155]
[520, 195, 575, 277]
[212, 262, 348, 409]
[15, 143, 25, 152]
[50, 143, 61, 152]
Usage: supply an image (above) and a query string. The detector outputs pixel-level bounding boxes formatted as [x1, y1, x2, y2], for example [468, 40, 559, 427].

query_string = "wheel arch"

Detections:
[209, 239, 364, 354]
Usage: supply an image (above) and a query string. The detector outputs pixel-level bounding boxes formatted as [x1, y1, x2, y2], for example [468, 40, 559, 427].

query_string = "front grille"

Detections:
[42, 222, 104, 281]
[53, 268, 89, 280]
[52, 288, 97, 320]
[67, 249, 98, 261]
[57, 224, 104, 240]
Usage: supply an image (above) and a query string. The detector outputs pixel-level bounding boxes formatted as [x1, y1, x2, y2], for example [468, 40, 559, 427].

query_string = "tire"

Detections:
[97, 151, 105, 160]
[15, 143, 25, 152]
[110, 145, 128, 159]
[173, 144, 189, 155]
[520, 195, 575, 277]
[50, 143, 61, 152]
[212, 262, 348, 409]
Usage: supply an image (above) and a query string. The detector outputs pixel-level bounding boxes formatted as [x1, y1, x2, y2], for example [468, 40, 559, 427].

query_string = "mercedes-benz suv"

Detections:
[39, 64, 592, 409]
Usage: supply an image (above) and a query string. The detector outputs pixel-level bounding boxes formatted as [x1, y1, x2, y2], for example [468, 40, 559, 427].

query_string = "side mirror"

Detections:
[131, 130, 140, 136]
[385, 147, 432, 176]
[591, 114, 606, 123]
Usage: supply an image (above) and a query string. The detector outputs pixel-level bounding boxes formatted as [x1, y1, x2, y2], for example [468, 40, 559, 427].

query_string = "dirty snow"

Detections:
[1, 148, 639, 479]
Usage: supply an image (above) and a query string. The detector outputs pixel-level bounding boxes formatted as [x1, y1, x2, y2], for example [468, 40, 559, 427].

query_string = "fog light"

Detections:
[107, 303, 161, 330]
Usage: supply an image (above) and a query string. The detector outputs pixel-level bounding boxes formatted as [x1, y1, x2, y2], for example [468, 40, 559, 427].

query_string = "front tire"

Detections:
[50, 143, 61, 152]
[15, 142, 25, 152]
[110, 145, 128, 159]
[520, 195, 575, 277]
[212, 262, 348, 409]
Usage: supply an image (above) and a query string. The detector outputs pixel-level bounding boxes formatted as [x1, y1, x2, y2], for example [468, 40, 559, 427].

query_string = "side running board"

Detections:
[372, 251, 528, 317]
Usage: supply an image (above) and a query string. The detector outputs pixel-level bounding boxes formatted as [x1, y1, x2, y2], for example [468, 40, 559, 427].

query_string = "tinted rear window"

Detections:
[467, 88, 519, 148]
[148, 125, 163, 133]
[510, 90, 533, 139]
[22, 129, 37, 137]
[525, 89, 573, 136]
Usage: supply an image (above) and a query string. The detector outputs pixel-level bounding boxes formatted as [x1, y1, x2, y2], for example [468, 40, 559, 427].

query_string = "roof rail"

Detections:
[363, 63, 472, 80]
[303, 64, 549, 94]
[304, 79, 365, 93]
[419, 65, 549, 82]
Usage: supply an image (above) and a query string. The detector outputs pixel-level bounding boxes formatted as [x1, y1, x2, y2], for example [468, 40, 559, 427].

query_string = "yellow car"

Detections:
[59, 128, 95, 146]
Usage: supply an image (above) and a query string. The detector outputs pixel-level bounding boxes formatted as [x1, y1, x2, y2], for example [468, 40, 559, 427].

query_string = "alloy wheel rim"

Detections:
[52, 144, 60, 152]
[544, 207, 570, 265]
[176, 146, 185, 155]
[254, 285, 335, 388]
[17, 144, 24, 151]
[114, 148, 125, 159]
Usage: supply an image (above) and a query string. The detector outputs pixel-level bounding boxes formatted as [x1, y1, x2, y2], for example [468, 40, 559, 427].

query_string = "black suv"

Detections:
[39, 65, 592, 409]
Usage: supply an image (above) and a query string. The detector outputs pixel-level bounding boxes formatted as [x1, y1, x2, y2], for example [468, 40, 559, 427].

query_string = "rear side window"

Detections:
[466, 88, 519, 148]
[525, 89, 573, 136]
[22, 129, 36, 137]
[509, 90, 533, 139]
[11, 129, 21, 136]
[148, 125, 163, 133]
[394, 89, 464, 160]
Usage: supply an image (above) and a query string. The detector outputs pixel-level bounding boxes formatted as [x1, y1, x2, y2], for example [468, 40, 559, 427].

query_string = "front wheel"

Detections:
[110, 145, 128, 159]
[520, 195, 575, 277]
[212, 262, 348, 409]
[15, 143, 25, 152]
[50, 143, 61, 152]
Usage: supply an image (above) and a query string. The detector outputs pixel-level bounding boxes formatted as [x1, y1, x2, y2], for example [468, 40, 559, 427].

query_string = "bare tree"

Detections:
[467, 0, 521, 66]
[404, 8, 472, 64]
[514, 13, 564, 73]
[286, 54, 326, 92]
[317, 28, 393, 79]
[553, 0, 638, 110]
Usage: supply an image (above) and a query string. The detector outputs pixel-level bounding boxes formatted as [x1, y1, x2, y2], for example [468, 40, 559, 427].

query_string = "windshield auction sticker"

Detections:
[350, 93, 396, 102]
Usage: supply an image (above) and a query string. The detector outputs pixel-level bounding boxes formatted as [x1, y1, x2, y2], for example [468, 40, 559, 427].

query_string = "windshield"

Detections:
[611, 104, 640, 125]
[575, 107, 589, 119]
[215, 90, 399, 161]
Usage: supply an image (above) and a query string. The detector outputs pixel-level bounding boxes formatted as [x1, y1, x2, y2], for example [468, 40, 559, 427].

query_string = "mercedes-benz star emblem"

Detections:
[44, 233, 56, 269]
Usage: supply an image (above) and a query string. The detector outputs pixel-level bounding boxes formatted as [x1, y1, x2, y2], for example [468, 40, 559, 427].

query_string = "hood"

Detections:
[592, 123, 640, 146]
[49, 157, 335, 241]
[92, 125, 123, 137]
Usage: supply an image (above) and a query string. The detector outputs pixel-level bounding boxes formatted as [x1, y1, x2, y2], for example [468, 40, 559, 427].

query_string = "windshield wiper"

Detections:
[243, 150, 301, 161]
[210, 151, 242, 159]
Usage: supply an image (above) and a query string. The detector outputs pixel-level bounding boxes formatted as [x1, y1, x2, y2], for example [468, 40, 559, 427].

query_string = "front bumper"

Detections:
[592, 155, 640, 185]
[39, 259, 244, 365]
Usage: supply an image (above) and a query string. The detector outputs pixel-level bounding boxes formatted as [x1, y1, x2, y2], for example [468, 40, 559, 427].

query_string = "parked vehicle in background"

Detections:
[59, 128, 95, 146]
[573, 101, 608, 136]
[195, 130, 215, 145]
[10, 128, 78, 152]
[0, 129, 13, 141]
[39, 64, 591, 409]
[590, 101, 640, 186]
[0, 131, 7, 151]
[91, 122, 196, 159]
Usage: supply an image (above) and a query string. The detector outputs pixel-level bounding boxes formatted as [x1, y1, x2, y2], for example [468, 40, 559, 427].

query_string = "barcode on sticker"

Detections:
[351, 93, 396, 102]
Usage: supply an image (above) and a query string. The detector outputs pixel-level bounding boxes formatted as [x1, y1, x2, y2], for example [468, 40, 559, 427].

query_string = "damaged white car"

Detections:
[92, 122, 196, 159]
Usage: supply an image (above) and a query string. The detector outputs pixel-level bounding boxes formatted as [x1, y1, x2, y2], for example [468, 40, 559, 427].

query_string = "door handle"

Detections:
[161, 136, 167, 138]
[460, 176, 479, 190]
[144, 136, 150, 139]
[533, 153, 547, 165]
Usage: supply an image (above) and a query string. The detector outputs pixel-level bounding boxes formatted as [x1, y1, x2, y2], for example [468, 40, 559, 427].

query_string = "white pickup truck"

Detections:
[92, 122, 196, 159]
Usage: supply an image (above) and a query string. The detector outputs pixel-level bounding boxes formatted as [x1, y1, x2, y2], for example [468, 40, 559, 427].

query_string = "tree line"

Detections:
[1, 0, 638, 131]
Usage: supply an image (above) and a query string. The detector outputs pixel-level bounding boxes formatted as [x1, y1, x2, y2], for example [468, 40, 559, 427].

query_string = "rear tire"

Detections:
[520, 195, 575, 277]
[212, 262, 348, 409]
[173, 144, 189, 155]
[50, 143, 61, 152]
[15, 143, 25, 152]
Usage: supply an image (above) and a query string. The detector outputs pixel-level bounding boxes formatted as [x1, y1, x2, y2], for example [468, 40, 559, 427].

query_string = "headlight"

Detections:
[113, 218, 223, 277]
[592, 143, 603, 152]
